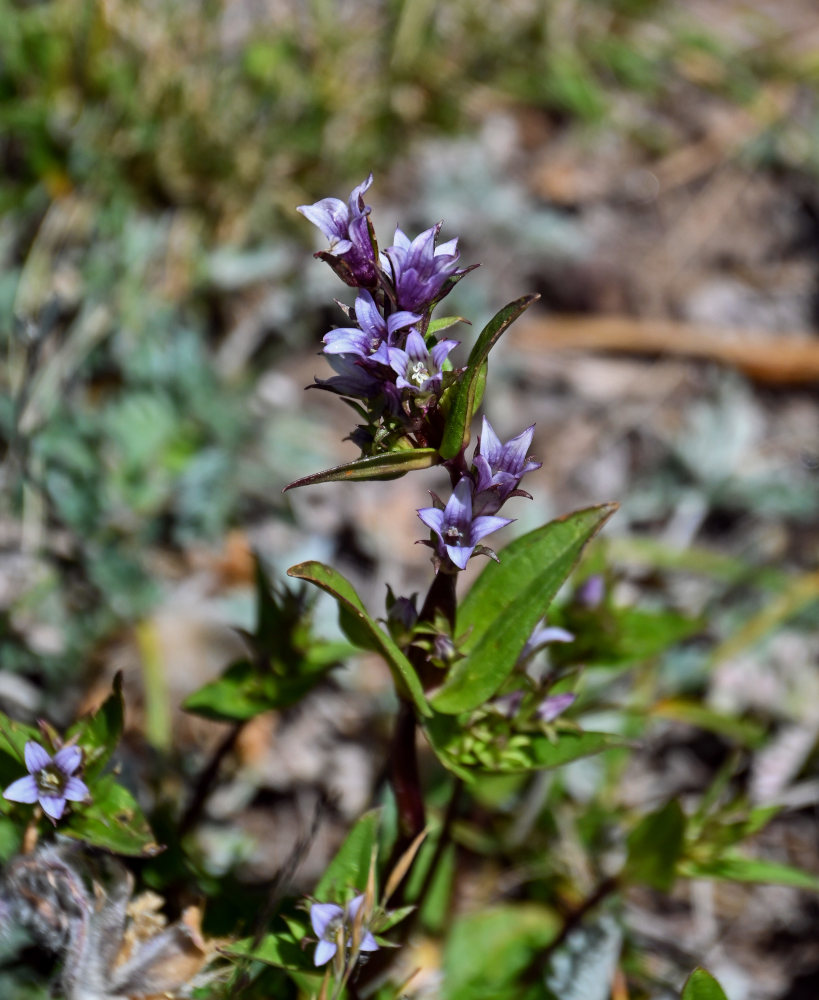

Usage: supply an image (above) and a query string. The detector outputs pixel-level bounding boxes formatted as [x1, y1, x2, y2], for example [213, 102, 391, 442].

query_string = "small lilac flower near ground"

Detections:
[310, 894, 378, 967]
[575, 573, 605, 608]
[518, 623, 575, 665]
[418, 477, 512, 570]
[388, 330, 458, 394]
[3, 740, 89, 823]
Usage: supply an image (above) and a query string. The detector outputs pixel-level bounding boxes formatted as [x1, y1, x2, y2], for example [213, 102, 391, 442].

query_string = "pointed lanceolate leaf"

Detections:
[681, 968, 729, 1000]
[287, 561, 429, 716]
[680, 854, 819, 892]
[624, 799, 686, 891]
[439, 294, 538, 460]
[284, 448, 439, 491]
[315, 809, 380, 901]
[431, 503, 617, 714]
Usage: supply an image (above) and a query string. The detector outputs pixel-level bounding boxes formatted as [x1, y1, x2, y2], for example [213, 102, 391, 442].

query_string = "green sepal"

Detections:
[428, 315, 468, 336]
[431, 503, 617, 714]
[287, 561, 430, 716]
[439, 294, 538, 460]
[283, 447, 439, 491]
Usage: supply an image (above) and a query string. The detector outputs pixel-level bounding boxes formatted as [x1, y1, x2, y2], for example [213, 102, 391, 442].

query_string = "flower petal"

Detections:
[54, 745, 82, 776]
[63, 777, 89, 802]
[468, 514, 513, 546]
[445, 543, 473, 570]
[24, 741, 51, 774]
[311, 902, 343, 939]
[346, 894, 365, 920]
[3, 775, 39, 803]
[360, 930, 379, 953]
[314, 939, 337, 967]
[417, 507, 445, 537]
[41, 795, 66, 821]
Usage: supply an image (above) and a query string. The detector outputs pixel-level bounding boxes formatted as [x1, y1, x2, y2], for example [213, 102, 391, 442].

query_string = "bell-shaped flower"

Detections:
[3, 740, 89, 823]
[472, 418, 542, 515]
[388, 329, 458, 394]
[418, 477, 512, 570]
[323, 291, 420, 358]
[384, 224, 465, 312]
[536, 692, 576, 723]
[298, 176, 379, 287]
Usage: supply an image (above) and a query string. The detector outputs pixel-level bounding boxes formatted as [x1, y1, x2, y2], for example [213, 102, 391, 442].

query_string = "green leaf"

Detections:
[428, 316, 467, 336]
[287, 561, 429, 716]
[651, 700, 767, 749]
[62, 774, 162, 857]
[0, 715, 41, 788]
[283, 448, 439, 491]
[439, 294, 538, 460]
[182, 646, 346, 722]
[425, 712, 623, 779]
[681, 968, 729, 1000]
[66, 674, 124, 781]
[224, 913, 317, 975]
[443, 903, 559, 1000]
[432, 504, 617, 714]
[624, 799, 686, 891]
[315, 809, 380, 901]
[680, 854, 819, 892]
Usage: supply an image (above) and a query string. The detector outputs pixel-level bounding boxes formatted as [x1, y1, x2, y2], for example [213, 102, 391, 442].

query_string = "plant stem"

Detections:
[178, 721, 244, 838]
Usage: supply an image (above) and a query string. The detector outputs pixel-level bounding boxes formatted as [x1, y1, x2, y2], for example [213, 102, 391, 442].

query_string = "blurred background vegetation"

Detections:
[2, 0, 817, 689]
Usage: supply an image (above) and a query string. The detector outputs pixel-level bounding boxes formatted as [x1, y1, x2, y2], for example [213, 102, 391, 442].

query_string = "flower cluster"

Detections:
[3, 740, 89, 823]
[310, 894, 378, 967]
[418, 417, 542, 570]
[299, 177, 470, 451]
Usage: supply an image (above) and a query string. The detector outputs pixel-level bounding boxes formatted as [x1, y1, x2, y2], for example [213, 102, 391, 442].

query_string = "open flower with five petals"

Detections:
[388, 329, 458, 395]
[310, 894, 379, 967]
[418, 477, 512, 570]
[3, 740, 89, 823]
[472, 418, 542, 515]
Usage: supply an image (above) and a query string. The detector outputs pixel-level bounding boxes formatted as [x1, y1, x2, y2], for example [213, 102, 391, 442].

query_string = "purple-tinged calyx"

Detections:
[298, 175, 379, 288]
[472, 418, 542, 515]
[384, 224, 466, 312]
[3, 740, 89, 823]
[418, 477, 512, 570]
[389, 329, 458, 394]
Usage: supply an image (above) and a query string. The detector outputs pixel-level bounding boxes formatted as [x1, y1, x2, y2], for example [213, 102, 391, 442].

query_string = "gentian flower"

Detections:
[519, 623, 574, 664]
[388, 329, 458, 394]
[418, 477, 512, 570]
[536, 692, 576, 723]
[472, 418, 542, 515]
[298, 176, 379, 287]
[3, 740, 89, 823]
[310, 894, 379, 967]
[323, 290, 420, 358]
[384, 224, 465, 312]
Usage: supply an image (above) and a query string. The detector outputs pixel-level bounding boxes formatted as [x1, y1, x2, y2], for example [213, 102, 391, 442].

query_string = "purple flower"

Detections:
[472, 418, 542, 515]
[575, 574, 605, 609]
[323, 291, 420, 358]
[3, 740, 89, 823]
[388, 329, 458, 394]
[312, 352, 386, 400]
[418, 477, 512, 570]
[536, 692, 576, 723]
[298, 176, 379, 287]
[518, 623, 574, 664]
[310, 894, 379, 967]
[384, 224, 465, 312]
